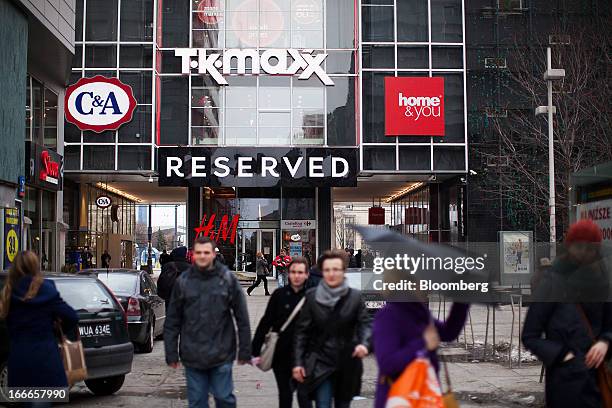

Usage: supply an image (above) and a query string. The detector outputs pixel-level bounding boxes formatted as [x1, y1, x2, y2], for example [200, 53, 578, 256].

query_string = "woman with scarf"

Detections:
[293, 249, 371, 408]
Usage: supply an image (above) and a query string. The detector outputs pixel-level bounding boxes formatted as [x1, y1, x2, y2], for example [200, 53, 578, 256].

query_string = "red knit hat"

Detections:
[564, 219, 603, 244]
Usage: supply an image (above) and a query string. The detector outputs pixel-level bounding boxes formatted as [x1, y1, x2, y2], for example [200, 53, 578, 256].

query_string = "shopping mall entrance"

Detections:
[237, 229, 276, 273]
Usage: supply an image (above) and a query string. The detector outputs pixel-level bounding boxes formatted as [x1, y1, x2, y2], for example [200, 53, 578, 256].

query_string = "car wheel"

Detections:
[85, 375, 125, 396]
[140, 320, 154, 353]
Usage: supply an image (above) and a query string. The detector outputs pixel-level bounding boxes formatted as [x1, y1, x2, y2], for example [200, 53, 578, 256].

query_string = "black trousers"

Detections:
[273, 361, 312, 408]
[247, 275, 269, 294]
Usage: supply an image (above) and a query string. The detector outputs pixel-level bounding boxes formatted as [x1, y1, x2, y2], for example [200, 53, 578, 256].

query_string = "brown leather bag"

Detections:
[576, 305, 612, 407]
[57, 324, 87, 386]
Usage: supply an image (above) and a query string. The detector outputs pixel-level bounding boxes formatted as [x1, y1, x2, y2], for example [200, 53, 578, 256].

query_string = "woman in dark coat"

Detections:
[0, 251, 78, 390]
[522, 220, 612, 408]
[247, 251, 270, 296]
[293, 249, 371, 408]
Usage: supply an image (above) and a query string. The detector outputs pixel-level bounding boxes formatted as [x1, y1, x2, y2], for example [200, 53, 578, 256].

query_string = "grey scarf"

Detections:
[315, 279, 350, 307]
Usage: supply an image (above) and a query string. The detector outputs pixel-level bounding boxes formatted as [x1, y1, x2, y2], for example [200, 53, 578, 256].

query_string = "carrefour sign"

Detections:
[65, 76, 137, 133]
[174, 48, 334, 85]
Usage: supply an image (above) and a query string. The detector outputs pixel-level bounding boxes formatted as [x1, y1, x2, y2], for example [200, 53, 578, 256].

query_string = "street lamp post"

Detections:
[535, 47, 565, 258]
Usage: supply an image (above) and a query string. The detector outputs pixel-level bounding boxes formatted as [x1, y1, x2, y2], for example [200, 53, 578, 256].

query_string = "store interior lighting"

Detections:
[384, 182, 424, 203]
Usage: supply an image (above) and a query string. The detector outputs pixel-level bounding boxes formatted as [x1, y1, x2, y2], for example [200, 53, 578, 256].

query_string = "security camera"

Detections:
[469, 170, 478, 176]
[428, 175, 436, 182]
[148, 175, 154, 183]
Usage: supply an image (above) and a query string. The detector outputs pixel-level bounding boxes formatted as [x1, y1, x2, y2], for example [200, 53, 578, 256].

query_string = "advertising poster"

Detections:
[500, 231, 531, 274]
[4, 207, 20, 268]
[289, 241, 302, 257]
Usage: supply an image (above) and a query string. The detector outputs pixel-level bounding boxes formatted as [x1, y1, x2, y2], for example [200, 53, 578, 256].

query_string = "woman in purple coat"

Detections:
[372, 301, 469, 408]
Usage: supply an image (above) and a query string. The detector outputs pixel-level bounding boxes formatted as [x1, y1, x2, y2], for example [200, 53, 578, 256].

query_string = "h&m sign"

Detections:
[158, 147, 357, 188]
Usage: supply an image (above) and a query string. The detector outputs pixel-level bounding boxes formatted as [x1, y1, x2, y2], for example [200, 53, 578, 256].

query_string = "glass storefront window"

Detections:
[41, 190, 56, 271]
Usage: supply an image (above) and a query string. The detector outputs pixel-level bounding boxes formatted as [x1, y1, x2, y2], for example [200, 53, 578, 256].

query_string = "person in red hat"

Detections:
[522, 219, 612, 408]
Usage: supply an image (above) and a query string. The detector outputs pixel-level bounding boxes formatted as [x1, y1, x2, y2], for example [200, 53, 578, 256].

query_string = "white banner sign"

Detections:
[576, 199, 612, 241]
[281, 220, 317, 230]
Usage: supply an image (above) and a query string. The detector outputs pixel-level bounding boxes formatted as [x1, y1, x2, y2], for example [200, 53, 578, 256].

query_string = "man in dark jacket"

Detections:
[157, 246, 191, 311]
[252, 257, 311, 408]
[164, 236, 251, 408]
[159, 249, 172, 266]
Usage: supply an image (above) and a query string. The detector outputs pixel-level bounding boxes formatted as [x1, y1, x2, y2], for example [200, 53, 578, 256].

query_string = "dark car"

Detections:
[80, 269, 165, 353]
[0, 273, 134, 396]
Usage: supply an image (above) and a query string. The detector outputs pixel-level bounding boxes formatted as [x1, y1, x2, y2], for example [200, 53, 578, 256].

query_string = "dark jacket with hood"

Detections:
[522, 256, 612, 408]
[164, 260, 251, 369]
[294, 287, 371, 400]
[157, 247, 191, 301]
[6, 277, 78, 387]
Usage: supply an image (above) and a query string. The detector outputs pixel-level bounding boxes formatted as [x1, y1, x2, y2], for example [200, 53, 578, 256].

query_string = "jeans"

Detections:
[185, 363, 236, 408]
[315, 378, 350, 408]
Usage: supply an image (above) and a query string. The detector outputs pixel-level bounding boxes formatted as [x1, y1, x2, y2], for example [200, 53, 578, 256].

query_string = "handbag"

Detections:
[576, 304, 612, 406]
[258, 297, 306, 371]
[57, 324, 88, 386]
[385, 353, 444, 408]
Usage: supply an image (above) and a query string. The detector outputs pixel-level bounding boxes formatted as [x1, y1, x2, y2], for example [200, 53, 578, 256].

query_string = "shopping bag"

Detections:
[385, 356, 444, 408]
[57, 325, 87, 386]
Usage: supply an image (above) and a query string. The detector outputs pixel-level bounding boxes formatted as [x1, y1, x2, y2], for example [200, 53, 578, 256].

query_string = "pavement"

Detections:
[64, 282, 545, 407]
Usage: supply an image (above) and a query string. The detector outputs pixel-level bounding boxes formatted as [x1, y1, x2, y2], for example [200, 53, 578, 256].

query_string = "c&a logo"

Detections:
[385, 77, 445, 136]
[65, 76, 137, 133]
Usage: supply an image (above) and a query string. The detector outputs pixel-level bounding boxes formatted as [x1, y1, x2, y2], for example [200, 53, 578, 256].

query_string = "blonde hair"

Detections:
[0, 251, 44, 319]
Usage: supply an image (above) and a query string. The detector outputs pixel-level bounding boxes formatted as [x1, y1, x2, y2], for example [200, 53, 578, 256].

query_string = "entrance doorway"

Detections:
[238, 229, 276, 273]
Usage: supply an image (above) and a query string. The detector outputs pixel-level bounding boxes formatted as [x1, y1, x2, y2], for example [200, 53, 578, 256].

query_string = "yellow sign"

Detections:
[6, 229, 18, 262]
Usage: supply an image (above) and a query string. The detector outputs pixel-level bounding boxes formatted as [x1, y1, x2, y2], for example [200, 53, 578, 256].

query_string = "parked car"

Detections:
[0, 272, 134, 396]
[79, 269, 165, 353]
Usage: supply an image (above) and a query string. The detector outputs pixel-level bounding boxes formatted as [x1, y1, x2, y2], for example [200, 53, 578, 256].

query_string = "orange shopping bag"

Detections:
[385, 356, 444, 408]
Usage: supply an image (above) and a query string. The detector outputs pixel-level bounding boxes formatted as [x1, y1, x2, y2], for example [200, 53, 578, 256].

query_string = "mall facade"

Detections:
[58, 0, 468, 270]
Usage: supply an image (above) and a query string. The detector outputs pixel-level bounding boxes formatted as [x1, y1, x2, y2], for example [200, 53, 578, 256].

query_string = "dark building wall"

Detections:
[0, 0, 27, 186]
[465, 0, 611, 242]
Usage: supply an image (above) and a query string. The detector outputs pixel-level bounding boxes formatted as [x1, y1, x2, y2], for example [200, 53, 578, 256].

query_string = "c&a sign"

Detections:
[65, 76, 137, 133]
[385, 77, 445, 136]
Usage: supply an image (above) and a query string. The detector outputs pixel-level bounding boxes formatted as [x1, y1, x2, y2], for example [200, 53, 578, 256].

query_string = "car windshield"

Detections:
[94, 273, 137, 295]
[54, 279, 116, 312]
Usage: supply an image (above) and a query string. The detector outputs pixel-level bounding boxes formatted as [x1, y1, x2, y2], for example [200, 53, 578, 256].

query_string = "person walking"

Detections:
[252, 257, 311, 408]
[522, 220, 612, 408]
[273, 249, 292, 288]
[164, 236, 251, 408]
[247, 251, 270, 296]
[157, 246, 191, 313]
[101, 249, 112, 268]
[293, 249, 371, 408]
[372, 299, 468, 408]
[354, 250, 362, 268]
[0, 251, 79, 404]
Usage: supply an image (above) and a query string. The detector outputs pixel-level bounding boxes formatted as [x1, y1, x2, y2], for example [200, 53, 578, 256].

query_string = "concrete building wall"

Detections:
[0, 0, 28, 189]
[13, 0, 75, 53]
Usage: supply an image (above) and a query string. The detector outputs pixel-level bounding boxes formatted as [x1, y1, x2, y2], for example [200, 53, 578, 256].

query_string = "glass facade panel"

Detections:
[431, 0, 463, 42]
[159, 76, 189, 145]
[118, 146, 151, 170]
[397, 0, 428, 42]
[397, 46, 429, 69]
[119, 45, 153, 68]
[363, 146, 396, 170]
[85, 0, 118, 41]
[362, 6, 394, 42]
[120, 0, 154, 41]
[85, 45, 117, 68]
[83, 145, 115, 170]
[118, 106, 152, 143]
